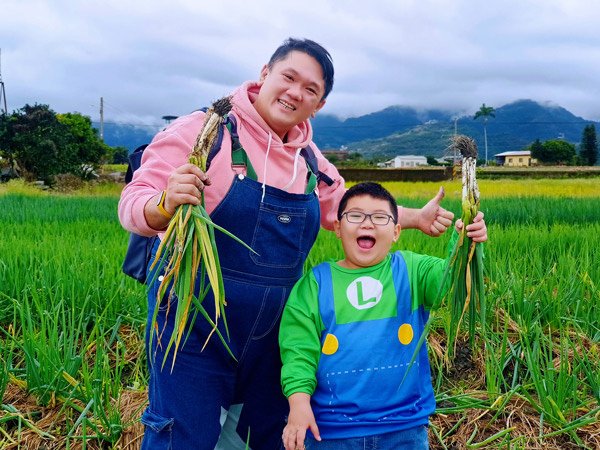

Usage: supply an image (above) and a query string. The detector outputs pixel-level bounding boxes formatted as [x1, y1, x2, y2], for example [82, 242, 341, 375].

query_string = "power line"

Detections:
[99, 97, 103, 141]
[101, 99, 160, 129]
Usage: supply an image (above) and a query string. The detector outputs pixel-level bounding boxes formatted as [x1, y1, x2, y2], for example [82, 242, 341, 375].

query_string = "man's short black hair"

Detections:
[337, 182, 398, 223]
[268, 37, 334, 100]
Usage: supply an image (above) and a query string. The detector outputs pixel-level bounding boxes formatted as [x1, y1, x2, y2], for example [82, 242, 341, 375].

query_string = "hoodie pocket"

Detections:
[140, 408, 174, 449]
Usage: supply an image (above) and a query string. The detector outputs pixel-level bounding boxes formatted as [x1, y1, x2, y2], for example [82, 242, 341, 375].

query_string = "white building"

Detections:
[380, 155, 428, 168]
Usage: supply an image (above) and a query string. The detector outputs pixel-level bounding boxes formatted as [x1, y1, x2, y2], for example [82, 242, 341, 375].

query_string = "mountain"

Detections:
[311, 106, 453, 149]
[94, 122, 161, 151]
[339, 100, 597, 159]
[97, 100, 598, 160]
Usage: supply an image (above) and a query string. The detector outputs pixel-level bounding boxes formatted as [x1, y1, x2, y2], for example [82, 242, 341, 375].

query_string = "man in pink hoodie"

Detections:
[118, 37, 454, 450]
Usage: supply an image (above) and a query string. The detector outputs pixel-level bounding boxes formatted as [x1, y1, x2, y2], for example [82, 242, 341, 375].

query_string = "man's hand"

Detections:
[143, 164, 211, 231]
[163, 163, 211, 214]
[418, 187, 454, 237]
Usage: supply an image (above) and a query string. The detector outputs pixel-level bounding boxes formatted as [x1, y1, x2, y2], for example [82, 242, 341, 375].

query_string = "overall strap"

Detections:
[225, 116, 258, 180]
[206, 112, 334, 193]
[204, 113, 257, 180]
[312, 263, 335, 326]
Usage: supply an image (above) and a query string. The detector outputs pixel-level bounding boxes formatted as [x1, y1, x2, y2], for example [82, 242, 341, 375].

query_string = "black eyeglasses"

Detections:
[342, 211, 395, 226]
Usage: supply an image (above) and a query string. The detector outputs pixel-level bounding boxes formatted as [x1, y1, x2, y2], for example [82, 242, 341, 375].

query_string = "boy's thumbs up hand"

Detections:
[419, 187, 454, 237]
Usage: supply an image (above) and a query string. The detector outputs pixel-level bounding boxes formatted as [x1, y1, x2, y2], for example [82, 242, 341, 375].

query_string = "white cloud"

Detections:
[2, 0, 600, 124]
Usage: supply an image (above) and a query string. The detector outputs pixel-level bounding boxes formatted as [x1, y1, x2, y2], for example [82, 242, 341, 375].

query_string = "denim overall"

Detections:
[306, 254, 433, 448]
[141, 165, 320, 449]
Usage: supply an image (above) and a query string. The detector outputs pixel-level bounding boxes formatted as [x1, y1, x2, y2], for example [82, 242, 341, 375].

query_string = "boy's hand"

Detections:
[455, 211, 487, 242]
[282, 393, 321, 450]
[418, 187, 454, 236]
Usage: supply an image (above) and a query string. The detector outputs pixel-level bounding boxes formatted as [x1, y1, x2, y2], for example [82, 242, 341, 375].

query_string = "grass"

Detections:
[0, 179, 599, 449]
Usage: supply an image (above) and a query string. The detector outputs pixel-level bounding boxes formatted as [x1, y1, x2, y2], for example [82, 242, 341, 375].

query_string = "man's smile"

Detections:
[278, 99, 296, 111]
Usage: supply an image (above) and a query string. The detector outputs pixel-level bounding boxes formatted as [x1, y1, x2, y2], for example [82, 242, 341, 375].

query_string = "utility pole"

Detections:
[453, 117, 458, 165]
[99, 96, 104, 141]
[0, 48, 8, 115]
[483, 117, 488, 166]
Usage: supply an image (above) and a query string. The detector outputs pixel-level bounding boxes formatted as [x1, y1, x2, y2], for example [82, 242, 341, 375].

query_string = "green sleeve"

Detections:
[400, 230, 459, 311]
[279, 270, 325, 398]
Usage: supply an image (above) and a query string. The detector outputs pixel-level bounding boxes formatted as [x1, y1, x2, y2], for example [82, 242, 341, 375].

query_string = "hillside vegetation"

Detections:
[98, 100, 598, 162]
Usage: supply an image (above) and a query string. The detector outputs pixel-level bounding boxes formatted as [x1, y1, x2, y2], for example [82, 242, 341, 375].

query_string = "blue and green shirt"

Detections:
[279, 236, 455, 439]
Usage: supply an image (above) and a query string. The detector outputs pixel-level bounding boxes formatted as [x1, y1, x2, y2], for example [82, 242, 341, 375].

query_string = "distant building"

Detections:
[435, 155, 457, 166]
[494, 150, 537, 167]
[379, 155, 428, 168]
[321, 149, 350, 161]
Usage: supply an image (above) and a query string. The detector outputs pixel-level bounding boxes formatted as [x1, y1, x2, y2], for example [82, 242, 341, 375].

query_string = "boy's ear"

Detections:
[393, 223, 401, 242]
[334, 218, 341, 238]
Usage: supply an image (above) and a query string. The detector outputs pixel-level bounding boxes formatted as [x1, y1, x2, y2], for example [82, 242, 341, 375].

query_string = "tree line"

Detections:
[527, 125, 597, 166]
[0, 104, 128, 184]
[1, 103, 597, 186]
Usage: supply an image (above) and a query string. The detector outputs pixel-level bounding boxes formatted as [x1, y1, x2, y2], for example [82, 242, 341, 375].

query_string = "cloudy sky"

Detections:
[2, 0, 600, 128]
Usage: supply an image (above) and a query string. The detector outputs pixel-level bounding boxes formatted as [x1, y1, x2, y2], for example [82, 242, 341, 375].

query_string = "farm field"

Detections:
[0, 178, 598, 449]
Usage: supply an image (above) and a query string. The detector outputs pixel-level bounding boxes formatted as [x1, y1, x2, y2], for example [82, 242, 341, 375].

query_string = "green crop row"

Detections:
[0, 190, 598, 449]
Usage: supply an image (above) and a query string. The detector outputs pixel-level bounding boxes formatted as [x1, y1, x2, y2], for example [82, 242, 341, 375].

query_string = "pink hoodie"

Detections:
[118, 81, 346, 237]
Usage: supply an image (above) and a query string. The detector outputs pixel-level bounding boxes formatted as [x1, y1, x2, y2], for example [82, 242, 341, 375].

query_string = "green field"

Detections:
[0, 179, 598, 449]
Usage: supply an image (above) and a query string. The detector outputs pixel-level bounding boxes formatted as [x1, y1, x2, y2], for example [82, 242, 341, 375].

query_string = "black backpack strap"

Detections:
[205, 113, 228, 171]
[125, 144, 148, 183]
[300, 145, 334, 187]
[224, 115, 243, 153]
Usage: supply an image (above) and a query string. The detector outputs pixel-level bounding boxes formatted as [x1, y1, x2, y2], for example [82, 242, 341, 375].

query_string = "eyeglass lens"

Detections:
[344, 212, 392, 225]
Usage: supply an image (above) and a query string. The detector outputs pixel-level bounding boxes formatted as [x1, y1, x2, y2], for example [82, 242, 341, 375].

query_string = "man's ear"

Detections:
[313, 99, 326, 117]
[259, 64, 269, 82]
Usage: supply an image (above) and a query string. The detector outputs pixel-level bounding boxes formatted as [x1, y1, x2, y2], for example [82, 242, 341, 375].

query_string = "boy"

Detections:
[279, 182, 487, 450]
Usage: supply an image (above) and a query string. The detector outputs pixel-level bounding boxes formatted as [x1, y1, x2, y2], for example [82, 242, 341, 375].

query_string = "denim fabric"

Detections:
[141, 174, 320, 450]
[305, 425, 429, 450]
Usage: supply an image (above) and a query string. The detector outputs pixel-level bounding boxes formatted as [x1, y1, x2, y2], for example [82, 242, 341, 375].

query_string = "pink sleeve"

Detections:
[312, 147, 345, 231]
[118, 115, 201, 236]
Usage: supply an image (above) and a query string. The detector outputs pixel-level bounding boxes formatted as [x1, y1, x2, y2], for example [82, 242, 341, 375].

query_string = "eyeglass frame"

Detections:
[341, 211, 397, 226]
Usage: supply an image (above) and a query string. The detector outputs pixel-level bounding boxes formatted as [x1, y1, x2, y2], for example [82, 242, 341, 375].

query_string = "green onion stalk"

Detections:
[149, 97, 254, 370]
[445, 135, 486, 360]
[402, 135, 486, 384]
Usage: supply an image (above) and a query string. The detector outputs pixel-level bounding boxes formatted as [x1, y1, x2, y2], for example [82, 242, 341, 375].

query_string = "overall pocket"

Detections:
[141, 408, 174, 449]
[250, 203, 306, 269]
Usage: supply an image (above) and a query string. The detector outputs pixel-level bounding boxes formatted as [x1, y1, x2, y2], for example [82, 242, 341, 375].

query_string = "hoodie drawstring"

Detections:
[261, 133, 273, 203]
[282, 148, 303, 191]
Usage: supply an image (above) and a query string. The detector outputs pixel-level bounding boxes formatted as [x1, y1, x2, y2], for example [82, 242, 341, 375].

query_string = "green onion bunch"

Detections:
[445, 135, 486, 359]
[149, 97, 253, 369]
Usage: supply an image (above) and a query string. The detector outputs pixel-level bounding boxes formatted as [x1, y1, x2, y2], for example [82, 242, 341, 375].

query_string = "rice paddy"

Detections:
[1, 178, 598, 449]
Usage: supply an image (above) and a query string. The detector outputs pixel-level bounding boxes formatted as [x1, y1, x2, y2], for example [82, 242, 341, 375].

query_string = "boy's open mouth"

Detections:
[357, 236, 376, 249]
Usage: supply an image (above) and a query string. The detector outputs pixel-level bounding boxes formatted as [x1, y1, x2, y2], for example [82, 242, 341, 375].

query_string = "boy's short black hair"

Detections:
[268, 37, 334, 100]
[337, 182, 398, 223]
